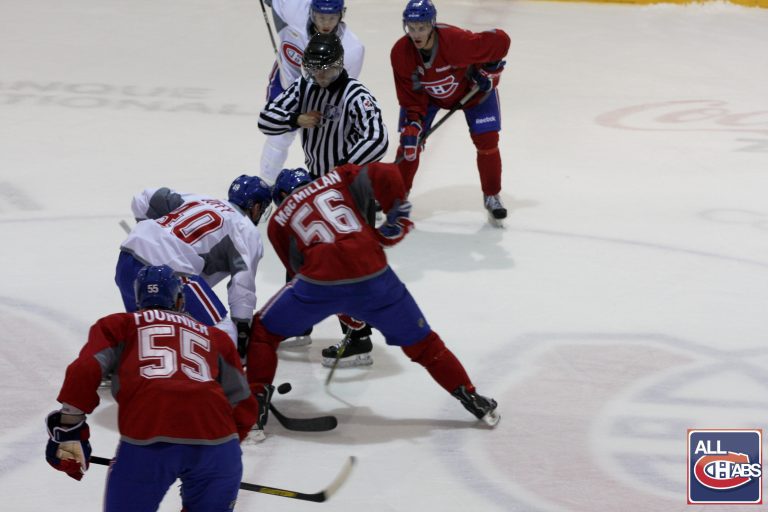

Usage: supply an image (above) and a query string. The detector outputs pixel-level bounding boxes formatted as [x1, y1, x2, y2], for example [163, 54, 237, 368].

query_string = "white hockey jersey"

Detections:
[271, 0, 364, 89]
[121, 188, 264, 321]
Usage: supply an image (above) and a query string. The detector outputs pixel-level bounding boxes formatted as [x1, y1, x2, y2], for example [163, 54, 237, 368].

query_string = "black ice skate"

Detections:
[483, 194, 507, 227]
[452, 385, 500, 427]
[321, 336, 373, 368]
[246, 384, 275, 443]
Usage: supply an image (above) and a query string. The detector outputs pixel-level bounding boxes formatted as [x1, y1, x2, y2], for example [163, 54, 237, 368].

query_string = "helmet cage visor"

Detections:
[302, 58, 343, 85]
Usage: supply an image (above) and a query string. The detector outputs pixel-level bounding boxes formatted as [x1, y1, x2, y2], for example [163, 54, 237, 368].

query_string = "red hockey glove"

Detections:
[338, 314, 366, 331]
[375, 200, 414, 247]
[400, 120, 423, 161]
[469, 60, 506, 93]
[45, 411, 91, 481]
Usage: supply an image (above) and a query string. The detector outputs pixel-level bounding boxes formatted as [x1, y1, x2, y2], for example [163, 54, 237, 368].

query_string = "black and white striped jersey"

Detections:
[258, 70, 389, 177]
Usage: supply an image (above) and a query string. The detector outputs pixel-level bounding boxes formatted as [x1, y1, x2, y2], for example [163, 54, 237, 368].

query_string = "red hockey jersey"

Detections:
[267, 162, 407, 283]
[57, 310, 257, 444]
[390, 24, 511, 120]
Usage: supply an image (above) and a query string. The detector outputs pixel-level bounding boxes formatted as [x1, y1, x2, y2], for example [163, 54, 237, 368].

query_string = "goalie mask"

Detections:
[302, 33, 344, 88]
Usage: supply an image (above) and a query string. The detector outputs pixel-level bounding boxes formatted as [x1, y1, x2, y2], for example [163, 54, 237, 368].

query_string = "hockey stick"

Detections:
[89, 455, 356, 502]
[324, 329, 354, 386]
[420, 85, 481, 146]
[258, 0, 280, 55]
[269, 402, 338, 432]
[258, 0, 285, 77]
[395, 86, 481, 164]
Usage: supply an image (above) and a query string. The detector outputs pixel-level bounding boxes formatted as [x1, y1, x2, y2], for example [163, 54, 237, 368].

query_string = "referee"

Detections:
[258, 32, 389, 366]
[258, 32, 388, 178]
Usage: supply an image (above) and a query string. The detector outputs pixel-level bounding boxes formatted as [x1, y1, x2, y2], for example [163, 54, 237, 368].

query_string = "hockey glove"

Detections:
[236, 321, 251, 359]
[338, 314, 366, 331]
[400, 120, 423, 162]
[45, 411, 91, 481]
[469, 60, 506, 93]
[376, 200, 414, 247]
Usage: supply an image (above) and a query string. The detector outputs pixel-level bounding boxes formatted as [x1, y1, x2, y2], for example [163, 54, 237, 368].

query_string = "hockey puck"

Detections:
[277, 382, 292, 395]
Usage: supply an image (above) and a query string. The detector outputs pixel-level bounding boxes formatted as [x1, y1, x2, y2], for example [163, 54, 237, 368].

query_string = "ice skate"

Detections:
[99, 374, 112, 389]
[452, 385, 500, 427]
[321, 336, 373, 368]
[281, 334, 312, 348]
[246, 384, 275, 443]
[483, 194, 507, 228]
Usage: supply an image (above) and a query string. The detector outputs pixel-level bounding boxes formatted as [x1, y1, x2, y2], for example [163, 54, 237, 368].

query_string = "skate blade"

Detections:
[482, 409, 501, 427]
[321, 353, 373, 368]
[243, 429, 266, 444]
[281, 335, 312, 348]
[487, 212, 505, 228]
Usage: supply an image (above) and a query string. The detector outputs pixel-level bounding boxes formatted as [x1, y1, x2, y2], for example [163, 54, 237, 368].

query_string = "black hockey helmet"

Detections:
[302, 33, 344, 72]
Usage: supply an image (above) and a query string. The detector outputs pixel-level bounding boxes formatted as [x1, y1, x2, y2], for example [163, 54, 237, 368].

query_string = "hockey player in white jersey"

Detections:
[115, 176, 272, 357]
[260, 0, 364, 184]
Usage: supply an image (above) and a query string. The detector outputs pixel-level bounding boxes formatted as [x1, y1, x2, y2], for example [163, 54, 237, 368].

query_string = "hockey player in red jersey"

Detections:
[244, 163, 500, 441]
[391, 0, 510, 223]
[45, 265, 257, 512]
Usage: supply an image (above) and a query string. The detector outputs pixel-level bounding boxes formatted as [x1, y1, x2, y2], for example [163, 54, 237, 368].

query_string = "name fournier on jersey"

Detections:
[133, 309, 210, 336]
[273, 170, 343, 227]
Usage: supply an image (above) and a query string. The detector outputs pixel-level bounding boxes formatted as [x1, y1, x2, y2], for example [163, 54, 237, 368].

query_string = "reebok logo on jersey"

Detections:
[435, 65, 452, 72]
[475, 116, 497, 124]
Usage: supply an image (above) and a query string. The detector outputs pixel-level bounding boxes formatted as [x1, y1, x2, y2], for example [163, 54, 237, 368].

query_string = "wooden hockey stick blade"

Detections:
[269, 402, 338, 432]
[90, 455, 356, 503]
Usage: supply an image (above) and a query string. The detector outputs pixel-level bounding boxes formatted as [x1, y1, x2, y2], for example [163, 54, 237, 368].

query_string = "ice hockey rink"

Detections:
[1, 0, 767, 510]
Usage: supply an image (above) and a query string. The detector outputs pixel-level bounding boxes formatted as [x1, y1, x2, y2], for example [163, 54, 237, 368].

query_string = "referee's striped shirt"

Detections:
[258, 70, 389, 177]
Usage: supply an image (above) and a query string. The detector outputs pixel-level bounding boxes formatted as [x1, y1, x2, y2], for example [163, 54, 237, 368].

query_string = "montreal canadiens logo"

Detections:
[693, 451, 761, 490]
[281, 42, 303, 68]
[422, 76, 459, 99]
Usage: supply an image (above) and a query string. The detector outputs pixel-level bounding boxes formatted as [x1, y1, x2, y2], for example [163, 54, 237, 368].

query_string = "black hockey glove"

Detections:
[236, 321, 251, 359]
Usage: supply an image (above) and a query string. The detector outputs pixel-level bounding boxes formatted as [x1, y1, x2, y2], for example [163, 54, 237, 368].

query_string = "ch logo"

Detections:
[422, 76, 459, 99]
[281, 42, 303, 68]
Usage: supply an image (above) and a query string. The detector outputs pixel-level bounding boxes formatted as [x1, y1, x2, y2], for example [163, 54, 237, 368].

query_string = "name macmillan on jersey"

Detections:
[273, 170, 344, 227]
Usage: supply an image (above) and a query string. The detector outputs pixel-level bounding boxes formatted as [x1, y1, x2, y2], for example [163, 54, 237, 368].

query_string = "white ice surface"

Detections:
[1, 1, 767, 510]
